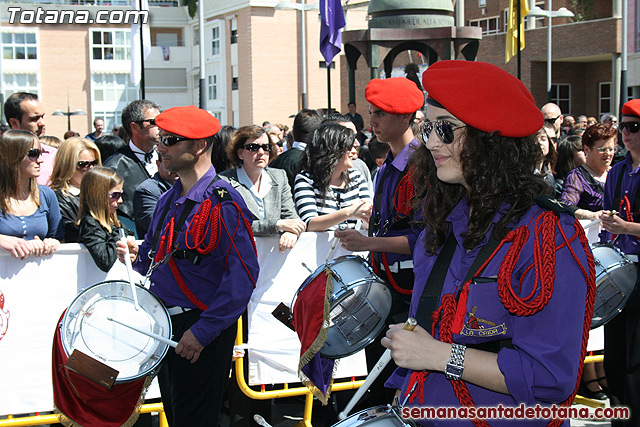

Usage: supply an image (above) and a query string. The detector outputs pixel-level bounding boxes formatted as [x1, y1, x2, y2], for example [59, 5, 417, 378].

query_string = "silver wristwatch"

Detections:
[445, 343, 466, 381]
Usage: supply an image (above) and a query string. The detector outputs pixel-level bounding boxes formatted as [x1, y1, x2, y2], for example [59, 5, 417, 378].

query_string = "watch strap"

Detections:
[445, 343, 466, 381]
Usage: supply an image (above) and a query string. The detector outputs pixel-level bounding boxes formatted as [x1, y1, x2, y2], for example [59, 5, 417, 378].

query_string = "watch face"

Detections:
[445, 363, 464, 381]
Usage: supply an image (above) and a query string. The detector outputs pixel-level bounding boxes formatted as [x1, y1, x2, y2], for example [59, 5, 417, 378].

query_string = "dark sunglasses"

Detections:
[134, 118, 156, 126]
[242, 143, 272, 152]
[544, 115, 562, 123]
[76, 160, 99, 170]
[420, 121, 465, 145]
[620, 121, 640, 133]
[108, 191, 123, 201]
[160, 135, 192, 146]
[27, 148, 45, 160]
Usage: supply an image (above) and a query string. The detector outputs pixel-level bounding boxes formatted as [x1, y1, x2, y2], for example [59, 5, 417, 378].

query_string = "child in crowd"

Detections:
[77, 166, 129, 272]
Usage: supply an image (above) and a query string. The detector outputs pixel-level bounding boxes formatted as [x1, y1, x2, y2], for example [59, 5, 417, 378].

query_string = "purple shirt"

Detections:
[386, 198, 590, 425]
[133, 166, 259, 346]
[371, 138, 423, 264]
[559, 165, 604, 212]
[601, 153, 640, 255]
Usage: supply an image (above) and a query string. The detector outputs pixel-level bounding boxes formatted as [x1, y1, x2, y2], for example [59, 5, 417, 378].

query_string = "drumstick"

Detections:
[338, 317, 418, 420]
[583, 210, 618, 230]
[325, 224, 347, 264]
[119, 229, 140, 311]
[253, 415, 273, 427]
[107, 317, 178, 348]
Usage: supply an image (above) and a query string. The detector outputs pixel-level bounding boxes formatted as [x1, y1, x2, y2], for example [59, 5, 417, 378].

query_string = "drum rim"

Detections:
[60, 279, 172, 382]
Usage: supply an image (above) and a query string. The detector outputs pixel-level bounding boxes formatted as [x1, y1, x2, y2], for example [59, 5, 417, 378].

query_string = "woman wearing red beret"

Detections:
[382, 61, 595, 426]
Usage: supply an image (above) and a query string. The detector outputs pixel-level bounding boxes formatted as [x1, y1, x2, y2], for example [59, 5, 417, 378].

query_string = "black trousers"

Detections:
[158, 309, 237, 427]
[605, 285, 640, 427]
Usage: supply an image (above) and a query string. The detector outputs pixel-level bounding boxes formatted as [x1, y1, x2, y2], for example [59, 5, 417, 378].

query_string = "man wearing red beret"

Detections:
[117, 106, 259, 427]
[335, 77, 425, 406]
[600, 98, 640, 426]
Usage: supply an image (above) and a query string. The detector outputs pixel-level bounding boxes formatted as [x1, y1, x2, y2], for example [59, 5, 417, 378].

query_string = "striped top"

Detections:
[293, 169, 372, 230]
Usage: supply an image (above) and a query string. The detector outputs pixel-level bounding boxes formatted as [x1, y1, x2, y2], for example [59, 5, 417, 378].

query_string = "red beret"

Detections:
[155, 105, 221, 139]
[622, 99, 640, 118]
[365, 78, 424, 115]
[422, 60, 543, 138]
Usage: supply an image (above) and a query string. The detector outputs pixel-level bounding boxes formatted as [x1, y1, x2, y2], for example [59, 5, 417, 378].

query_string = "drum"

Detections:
[332, 406, 415, 427]
[293, 255, 392, 359]
[60, 280, 172, 383]
[591, 243, 639, 329]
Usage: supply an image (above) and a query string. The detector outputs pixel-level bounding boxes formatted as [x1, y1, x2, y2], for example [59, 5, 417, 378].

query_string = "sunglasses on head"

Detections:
[108, 191, 123, 201]
[420, 121, 465, 145]
[76, 160, 99, 170]
[620, 121, 640, 133]
[242, 143, 271, 152]
[27, 148, 45, 160]
[160, 135, 192, 146]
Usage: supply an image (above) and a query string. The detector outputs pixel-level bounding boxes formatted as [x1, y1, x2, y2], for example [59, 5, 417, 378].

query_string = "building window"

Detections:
[91, 30, 130, 60]
[230, 29, 238, 44]
[2, 73, 38, 100]
[193, 26, 199, 45]
[551, 84, 571, 114]
[2, 32, 37, 60]
[208, 75, 218, 100]
[469, 17, 500, 35]
[599, 82, 612, 116]
[211, 27, 220, 56]
[232, 77, 238, 91]
[92, 73, 138, 104]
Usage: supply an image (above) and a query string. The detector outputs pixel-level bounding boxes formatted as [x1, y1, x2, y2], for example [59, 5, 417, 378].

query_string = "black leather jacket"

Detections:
[103, 145, 151, 220]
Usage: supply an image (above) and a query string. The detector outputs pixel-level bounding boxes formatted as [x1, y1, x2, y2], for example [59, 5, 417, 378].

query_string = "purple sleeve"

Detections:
[559, 169, 583, 206]
[496, 214, 589, 404]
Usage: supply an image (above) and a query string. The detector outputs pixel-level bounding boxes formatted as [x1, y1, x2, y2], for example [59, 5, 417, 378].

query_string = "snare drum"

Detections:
[591, 243, 639, 329]
[60, 280, 172, 383]
[293, 255, 392, 359]
[332, 406, 415, 427]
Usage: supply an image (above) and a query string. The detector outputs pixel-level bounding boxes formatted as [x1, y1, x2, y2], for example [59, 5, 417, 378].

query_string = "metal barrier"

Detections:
[0, 403, 168, 427]
[233, 316, 365, 427]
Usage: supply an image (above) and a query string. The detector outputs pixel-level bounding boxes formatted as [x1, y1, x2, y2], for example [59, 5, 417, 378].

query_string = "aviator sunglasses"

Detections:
[108, 191, 123, 201]
[620, 121, 640, 133]
[160, 135, 192, 146]
[27, 148, 46, 160]
[76, 160, 99, 170]
[242, 143, 272, 152]
[420, 121, 466, 145]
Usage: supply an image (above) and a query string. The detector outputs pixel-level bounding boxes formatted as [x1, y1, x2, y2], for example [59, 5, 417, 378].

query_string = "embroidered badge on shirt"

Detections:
[460, 306, 507, 337]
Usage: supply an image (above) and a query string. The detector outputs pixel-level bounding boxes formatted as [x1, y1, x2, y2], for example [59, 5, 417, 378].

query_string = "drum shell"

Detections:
[293, 255, 392, 359]
[591, 243, 639, 329]
[331, 406, 415, 427]
[60, 280, 172, 383]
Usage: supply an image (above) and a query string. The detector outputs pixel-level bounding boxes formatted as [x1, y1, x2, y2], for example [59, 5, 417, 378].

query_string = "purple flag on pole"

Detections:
[320, 0, 346, 64]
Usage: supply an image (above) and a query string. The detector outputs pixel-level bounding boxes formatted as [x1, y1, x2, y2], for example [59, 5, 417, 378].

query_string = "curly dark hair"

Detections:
[582, 123, 617, 149]
[303, 122, 355, 197]
[412, 126, 549, 253]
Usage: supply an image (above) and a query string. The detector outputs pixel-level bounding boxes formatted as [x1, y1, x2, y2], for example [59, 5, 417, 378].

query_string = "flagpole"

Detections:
[139, 0, 145, 99]
[516, 0, 521, 80]
[327, 62, 331, 113]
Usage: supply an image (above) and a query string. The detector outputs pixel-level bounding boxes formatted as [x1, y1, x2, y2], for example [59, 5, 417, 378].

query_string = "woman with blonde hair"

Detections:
[0, 130, 60, 258]
[77, 166, 130, 272]
[49, 137, 101, 242]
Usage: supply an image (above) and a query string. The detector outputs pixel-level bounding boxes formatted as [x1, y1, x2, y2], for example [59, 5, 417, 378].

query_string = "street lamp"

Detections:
[528, 2, 574, 102]
[52, 107, 87, 132]
[275, 0, 319, 109]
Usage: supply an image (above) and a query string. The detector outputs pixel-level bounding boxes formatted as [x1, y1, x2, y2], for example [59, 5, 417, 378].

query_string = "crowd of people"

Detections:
[3, 59, 640, 427]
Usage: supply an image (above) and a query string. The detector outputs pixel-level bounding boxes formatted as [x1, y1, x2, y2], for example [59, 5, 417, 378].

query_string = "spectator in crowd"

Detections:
[541, 102, 563, 136]
[94, 134, 127, 163]
[270, 109, 322, 191]
[117, 125, 130, 144]
[112, 125, 121, 136]
[602, 114, 618, 128]
[0, 130, 60, 258]
[535, 123, 557, 191]
[553, 135, 585, 197]
[49, 137, 101, 242]
[133, 158, 178, 238]
[217, 125, 305, 252]
[587, 116, 598, 127]
[367, 136, 390, 183]
[560, 124, 616, 221]
[578, 115, 588, 127]
[211, 125, 236, 174]
[293, 122, 371, 231]
[345, 101, 365, 135]
[561, 115, 575, 138]
[64, 130, 80, 139]
[77, 166, 130, 272]
[266, 130, 284, 159]
[40, 135, 62, 149]
[85, 117, 105, 141]
[4, 92, 56, 186]
[103, 100, 161, 236]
